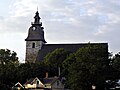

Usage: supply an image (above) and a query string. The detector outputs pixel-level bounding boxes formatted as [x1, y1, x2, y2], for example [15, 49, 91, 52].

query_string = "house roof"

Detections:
[13, 82, 24, 88]
[24, 77, 60, 86]
[36, 43, 108, 61]
[40, 77, 59, 85]
[24, 77, 42, 85]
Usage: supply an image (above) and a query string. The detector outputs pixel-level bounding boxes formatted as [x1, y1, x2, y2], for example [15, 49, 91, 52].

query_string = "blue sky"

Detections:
[0, 0, 120, 62]
[0, 0, 10, 15]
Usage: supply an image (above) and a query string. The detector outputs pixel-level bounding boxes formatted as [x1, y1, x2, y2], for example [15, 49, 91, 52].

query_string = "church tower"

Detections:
[25, 11, 46, 63]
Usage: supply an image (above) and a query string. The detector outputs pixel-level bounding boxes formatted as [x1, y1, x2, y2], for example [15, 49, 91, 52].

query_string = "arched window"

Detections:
[32, 43, 35, 48]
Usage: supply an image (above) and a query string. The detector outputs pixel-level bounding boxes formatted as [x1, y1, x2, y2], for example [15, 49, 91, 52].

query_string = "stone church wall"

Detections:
[25, 41, 43, 63]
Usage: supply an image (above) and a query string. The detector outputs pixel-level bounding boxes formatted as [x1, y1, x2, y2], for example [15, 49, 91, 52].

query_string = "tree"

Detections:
[0, 49, 19, 64]
[64, 44, 109, 90]
[0, 49, 19, 89]
[16, 62, 49, 84]
[0, 62, 18, 89]
[62, 53, 76, 76]
[112, 52, 120, 71]
[109, 52, 120, 80]
[44, 48, 70, 76]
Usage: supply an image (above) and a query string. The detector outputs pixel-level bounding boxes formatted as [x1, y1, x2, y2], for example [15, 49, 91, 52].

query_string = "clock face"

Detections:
[33, 27, 36, 30]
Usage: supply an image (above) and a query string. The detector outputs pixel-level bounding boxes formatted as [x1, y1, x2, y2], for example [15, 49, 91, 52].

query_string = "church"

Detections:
[25, 11, 108, 63]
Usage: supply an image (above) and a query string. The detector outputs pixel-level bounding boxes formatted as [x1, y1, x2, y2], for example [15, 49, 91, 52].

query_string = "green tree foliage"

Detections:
[44, 48, 70, 76]
[62, 53, 75, 76]
[16, 62, 48, 84]
[0, 49, 19, 64]
[0, 49, 19, 89]
[0, 62, 18, 89]
[0, 49, 48, 89]
[63, 44, 109, 90]
[112, 52, 120, 71]
[0, 62, 48, 89]
[44, 48, 69, 67]
[1, 46, 119, 90]
[109, 52, 120, 80]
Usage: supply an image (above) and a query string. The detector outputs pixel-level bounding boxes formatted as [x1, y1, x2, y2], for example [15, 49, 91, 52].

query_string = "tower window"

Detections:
[32, 43, 35, 48]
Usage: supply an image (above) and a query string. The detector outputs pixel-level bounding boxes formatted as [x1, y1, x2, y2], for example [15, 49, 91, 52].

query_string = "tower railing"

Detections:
[31, 22, 42, 26]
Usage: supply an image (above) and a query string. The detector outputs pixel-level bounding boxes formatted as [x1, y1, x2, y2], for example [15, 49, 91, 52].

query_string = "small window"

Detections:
[57, 81, 59, 86]
[37, 81, 39, 84]
[32, 43, 35, 48]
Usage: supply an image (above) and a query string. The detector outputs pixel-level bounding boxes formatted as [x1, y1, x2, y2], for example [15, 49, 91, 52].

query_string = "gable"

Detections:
[32, 77, 44, 85]
[52, 79, 64, 88]
[13, 82, 24, 89]
[24, 77, 44, 89]
[40, 77, 64, 89]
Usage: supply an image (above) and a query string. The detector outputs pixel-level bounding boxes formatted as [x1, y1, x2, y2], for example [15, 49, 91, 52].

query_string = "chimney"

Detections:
[46, 72, 48, 78]
[58, 67, 60, 77]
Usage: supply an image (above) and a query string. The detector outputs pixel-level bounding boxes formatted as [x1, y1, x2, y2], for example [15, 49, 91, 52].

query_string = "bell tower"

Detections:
[25, 11, 46, 63]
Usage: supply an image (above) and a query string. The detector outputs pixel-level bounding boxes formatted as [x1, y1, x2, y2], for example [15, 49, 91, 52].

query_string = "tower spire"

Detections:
[37, 6, 38, 11]
[34, 10, 40, 24]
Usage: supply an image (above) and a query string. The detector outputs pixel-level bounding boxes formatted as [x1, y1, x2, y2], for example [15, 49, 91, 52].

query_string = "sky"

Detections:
[0, 0, 120, 62]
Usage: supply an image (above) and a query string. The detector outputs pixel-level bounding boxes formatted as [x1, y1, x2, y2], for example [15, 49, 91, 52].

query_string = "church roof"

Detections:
[36, 43, 108, 61]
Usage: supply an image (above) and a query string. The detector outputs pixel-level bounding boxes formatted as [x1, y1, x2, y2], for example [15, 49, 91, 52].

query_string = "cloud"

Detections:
[0, 0, 120, 62]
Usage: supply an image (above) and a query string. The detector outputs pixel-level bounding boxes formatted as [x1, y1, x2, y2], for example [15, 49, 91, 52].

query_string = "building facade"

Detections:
[24, 77, 64, 90]
[25, 11, 108, 63]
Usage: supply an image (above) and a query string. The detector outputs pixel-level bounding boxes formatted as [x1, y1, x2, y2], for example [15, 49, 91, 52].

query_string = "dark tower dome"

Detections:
[25, 11, 46, 43]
